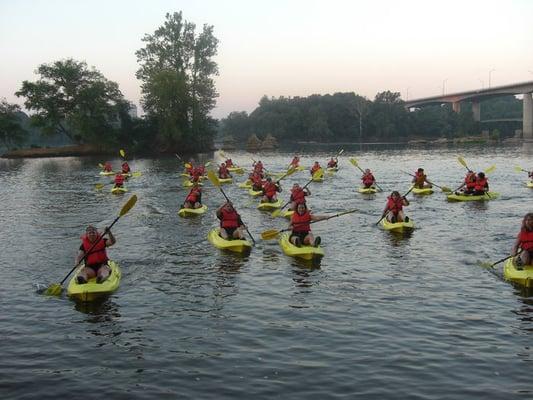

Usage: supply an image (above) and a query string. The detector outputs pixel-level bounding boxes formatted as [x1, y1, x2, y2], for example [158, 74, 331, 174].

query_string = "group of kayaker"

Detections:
[455, 171, 490, 195]
[99, 161, 131, 189]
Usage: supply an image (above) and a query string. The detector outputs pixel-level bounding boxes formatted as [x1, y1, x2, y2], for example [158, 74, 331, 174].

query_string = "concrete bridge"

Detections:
[405, 80, 533, 139]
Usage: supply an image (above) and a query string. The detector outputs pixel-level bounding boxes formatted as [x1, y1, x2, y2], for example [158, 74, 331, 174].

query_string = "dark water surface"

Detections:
[1, 145, 532, 399]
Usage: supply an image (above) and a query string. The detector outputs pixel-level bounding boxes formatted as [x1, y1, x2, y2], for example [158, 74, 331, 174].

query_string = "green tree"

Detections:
[368, 91, 409, 141]
[0, 99, 28, 149]
[136, 11, 219, 152]
[16, 59, 127, 145]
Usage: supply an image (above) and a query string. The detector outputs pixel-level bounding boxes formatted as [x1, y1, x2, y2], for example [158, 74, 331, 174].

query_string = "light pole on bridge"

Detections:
[488, 69, 495, 88]
[442, 79, 448, 95]
[478, 79, 484, 89]
[406, 87, 410, 101]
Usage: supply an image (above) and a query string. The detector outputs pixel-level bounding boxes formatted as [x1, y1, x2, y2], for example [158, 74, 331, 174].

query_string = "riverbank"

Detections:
[0, 144, 105, 159]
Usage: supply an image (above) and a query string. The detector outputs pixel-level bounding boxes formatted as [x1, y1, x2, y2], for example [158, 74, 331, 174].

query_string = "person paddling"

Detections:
[361, 168, 376, 188]
[412, 168, 432, 189]
[289, 203, 325, 247]
[225, 158, 234, 168]
[290, 156, 300, 168]
[216, 202, 246, 240]
[290, 183, 311, 210]
[310, 161, 321, 176]
[261, 177, 281, 203]
[102, 161, 113, 172]
[121, 161, 131, 174]
[114, 173, 125, 188]
[253, 160, 265, 177]
[76, 225, 115, 284]
[327, 157, 338, 168]
[511, 213, 533, 268]
[471, 172, 489, 195]
[183, 184, 203, 209]
[251, 172, 264, 191]
[218, 162, 231, 179]
[382, 191, 410, 223]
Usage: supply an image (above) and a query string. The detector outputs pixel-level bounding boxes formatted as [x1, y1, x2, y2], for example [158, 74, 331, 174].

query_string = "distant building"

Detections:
[128, 103, 138, 119]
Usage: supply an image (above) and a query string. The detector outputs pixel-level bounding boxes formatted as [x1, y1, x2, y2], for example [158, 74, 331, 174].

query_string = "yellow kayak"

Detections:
[504, 258, 533, 288]
[257, 199, 282, 210]
[67, 260, 121, 302]
[358, 187, 377, 194]
[99, 171, 115, 176]
[411, 186, 434, 195]
[238, 181, 252, 189]
[327, 167, 338, 173]
[380, 218, 415, 232]
[111, 186, 127, 194]
[527, 181, 533, 188]
[282, 210, 294, 219]
[248, 189, 263, 197]
[279, 233, 324, 261]
[183, 180, 203, 188]
[178, 204, 207, 218]
[218, 177, 233, 184]
[207, 228, 252, 254]
[446, 192, 499, 202]
[227, 166, 244, 174]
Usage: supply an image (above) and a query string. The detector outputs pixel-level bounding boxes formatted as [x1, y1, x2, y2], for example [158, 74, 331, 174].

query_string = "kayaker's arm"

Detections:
[511, 233, 521, 256]
[105, 228, 116, 247]
[402, 197, 410, 206]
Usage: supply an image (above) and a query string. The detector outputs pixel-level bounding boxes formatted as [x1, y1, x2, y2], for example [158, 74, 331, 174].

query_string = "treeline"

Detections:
[220, 92, 522, 143]
[0, 12, 218, 154]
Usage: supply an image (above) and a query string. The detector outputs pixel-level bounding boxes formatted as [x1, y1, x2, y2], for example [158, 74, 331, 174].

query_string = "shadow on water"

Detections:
[73, 296, 121, 319]
[382, 229, 414, 246]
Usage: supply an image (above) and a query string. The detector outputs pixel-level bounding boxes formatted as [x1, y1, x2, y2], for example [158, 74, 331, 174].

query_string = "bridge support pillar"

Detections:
[472, 101, 481, 121]
[452, 102, 461, 113]
[524, 93, 533, 139]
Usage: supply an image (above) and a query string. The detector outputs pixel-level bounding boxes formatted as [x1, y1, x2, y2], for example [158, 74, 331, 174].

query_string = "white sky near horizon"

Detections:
[1, 0, 533, 119]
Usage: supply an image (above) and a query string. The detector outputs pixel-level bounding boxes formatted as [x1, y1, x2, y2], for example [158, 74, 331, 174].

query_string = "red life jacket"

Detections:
[414, 171, 426, 186]
[186, 187, 201, 203]
[327, 160, 337, 168]
[291, 157, 299, 167]
[291, 187, 307, 204]
[519, 229, 533, 250]
[474, 177, 488, 191]
[465, 173, 476, 189]
[104, 162, 112, 172]
[219, 165, 229, 177]
[114, 174, 125, 185]
[81, 234, 108, 265]
[362, 173, 375, 186]
[251, 174, 263, 186]
[291, 211, 311, 233]
[263, 182, 278, 198]
[386, 196, 403, 215]
[220, 208, 240, 229]
[122, 163, 130, 173]
[311, 164, 320, 174]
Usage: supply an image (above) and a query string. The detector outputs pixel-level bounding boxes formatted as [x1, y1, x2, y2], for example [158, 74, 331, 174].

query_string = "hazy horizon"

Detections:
[1, 0, 533, 119]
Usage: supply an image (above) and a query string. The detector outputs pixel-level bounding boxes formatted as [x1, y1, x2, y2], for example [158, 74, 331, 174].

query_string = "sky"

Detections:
[1, 0, 533, 119]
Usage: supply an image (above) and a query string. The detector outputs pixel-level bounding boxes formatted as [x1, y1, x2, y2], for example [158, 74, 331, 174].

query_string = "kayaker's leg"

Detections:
[219, 227, 230, 240]
[96, 264, 111, 284]
[234, 227, 244, 240]
[304, 232, 314, 246]
[397, 210, 405, 222]
[194, 202, 201, 209]
[261, 195, 268, 203]
[290, 233, 302, 247]
[522, 250, 532, 265]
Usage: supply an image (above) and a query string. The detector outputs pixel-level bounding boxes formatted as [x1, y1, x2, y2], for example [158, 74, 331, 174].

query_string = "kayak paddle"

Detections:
[515, 165, 529, 173]
[44, 194, 138, 296]
[400, 170, 451, 192]
[261, 208, 358, 240]
[375, 186, 414, 226]
[271, 170, 320, 217]
[479, 249, 524, 269]
[207, 170, 256, 245]
[457, 156, 473, 172]
[349, 158, 384, 192]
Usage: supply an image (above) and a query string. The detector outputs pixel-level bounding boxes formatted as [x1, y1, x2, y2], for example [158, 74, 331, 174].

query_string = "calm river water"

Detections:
[1, 144, 532, 399]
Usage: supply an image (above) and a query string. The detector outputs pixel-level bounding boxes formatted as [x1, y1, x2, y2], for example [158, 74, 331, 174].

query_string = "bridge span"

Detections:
[405, 81, 533, 139]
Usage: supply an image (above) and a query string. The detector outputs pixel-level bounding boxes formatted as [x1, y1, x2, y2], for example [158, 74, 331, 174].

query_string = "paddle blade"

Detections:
[441, 186, 452, 193]
[457, 156, 468, 169]
[98, 163, 104, 169]
[349, 158, 358, 167]
[119, 149, 125, 158]
[204, 161, 211, 167]
[132, 171, 142, 177]
[261, 229, 281, 240]
[44, 283, 63, 296]
[338, 149, 344, 156]
[184, 163, 192, 169]
[484, 165, 496, 174]
[119, 194, 138, 217]
[478, 261, 494, 269]
[95, 183, 105, 190]
[207, 170, 221, 187]
[271, 209, 282, 218]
